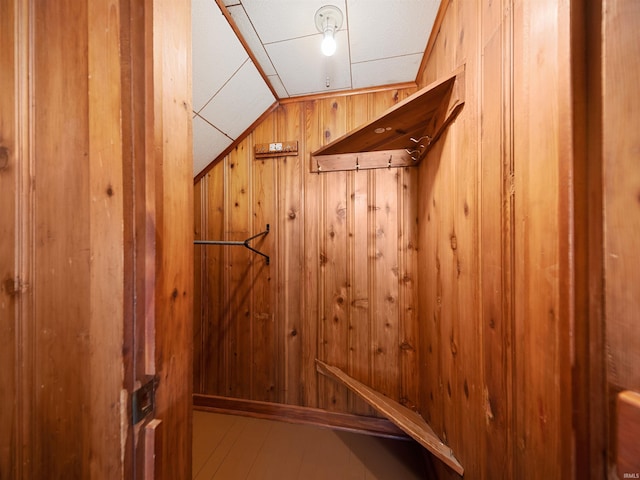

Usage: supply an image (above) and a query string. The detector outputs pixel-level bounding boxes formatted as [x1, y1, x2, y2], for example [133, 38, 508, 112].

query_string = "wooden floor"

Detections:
[193, 410, 429, 479]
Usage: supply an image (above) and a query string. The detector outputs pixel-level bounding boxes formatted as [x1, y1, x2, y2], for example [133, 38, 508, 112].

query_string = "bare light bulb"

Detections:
[321, 27, 336, 56]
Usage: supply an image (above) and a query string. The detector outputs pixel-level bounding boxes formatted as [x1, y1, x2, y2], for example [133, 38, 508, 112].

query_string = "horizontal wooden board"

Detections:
[193, 394, 409, 440]
[311, 149, 415, 173]
[254, 140, 298, 157]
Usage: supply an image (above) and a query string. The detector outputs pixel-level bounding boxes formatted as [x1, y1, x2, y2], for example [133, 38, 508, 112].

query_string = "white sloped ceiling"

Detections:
[192, 0, 441, 177]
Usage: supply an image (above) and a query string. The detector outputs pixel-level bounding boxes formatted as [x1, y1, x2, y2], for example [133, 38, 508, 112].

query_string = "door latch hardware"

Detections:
[132, 376, 157, 424]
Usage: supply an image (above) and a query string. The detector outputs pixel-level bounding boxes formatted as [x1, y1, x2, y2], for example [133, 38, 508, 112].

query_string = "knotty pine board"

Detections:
[0, 3, 18, 477]
[150, 1, 194, 476]
[194, 180, 204, 393]
[479, 0, 514, 477]
[318, 96, 350, 412]
[252, 113, 278, 403]
[275, 103, 305, 406]
[415, 0, 589, 478]
[603, 2, 640, 475]
[3, 1, 193, 477]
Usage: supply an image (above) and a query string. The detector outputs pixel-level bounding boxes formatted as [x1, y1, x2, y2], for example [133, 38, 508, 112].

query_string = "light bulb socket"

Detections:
[314, 5, 343, 57]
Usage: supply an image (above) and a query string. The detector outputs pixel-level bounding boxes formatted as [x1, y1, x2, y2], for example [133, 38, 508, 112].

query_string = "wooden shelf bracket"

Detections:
[316, 359, 464, 476]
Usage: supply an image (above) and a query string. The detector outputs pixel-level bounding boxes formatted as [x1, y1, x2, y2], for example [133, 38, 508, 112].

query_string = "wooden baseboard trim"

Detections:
[192, 394, 410, 441]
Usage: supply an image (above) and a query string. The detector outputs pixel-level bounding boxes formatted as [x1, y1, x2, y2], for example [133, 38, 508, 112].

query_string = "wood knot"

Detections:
[450, 338, 458, 356]
[288, 210, 296, 220]
[450, 234, 457, 250]
[3, 277, 18, 297]
[0, 147, 9, 171]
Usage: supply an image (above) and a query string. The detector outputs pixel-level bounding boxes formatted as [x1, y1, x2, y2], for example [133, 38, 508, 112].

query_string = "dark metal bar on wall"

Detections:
[194, 224, 270, 265]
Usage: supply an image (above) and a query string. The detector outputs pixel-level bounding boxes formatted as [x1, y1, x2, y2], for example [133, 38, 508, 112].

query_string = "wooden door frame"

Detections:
[1, 0, 192, 478]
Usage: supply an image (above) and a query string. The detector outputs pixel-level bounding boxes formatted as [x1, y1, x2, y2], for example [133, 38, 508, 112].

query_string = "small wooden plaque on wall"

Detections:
[255, 141, 298, 158]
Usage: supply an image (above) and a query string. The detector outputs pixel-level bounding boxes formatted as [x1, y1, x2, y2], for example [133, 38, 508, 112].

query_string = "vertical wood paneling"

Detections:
[302, 100, 322, 409]
[602, 0, 640, 474]
[346, 94, 374, 416]
[512, 1, 573, 476]
[2, 1, 193, 477]
[151, 0, 193, 476]
[195, 88, 418, 417]
[319, 98, 349, 411]
[275, 103, 304, 406]
[204, 167, 226, 395]
[416, 0, 583, 478]
[87, 1, 126, 476]
[453, 0, 482, 472]
[252, 114, 277, 402]
[0, 1, 18, 476]
[399, 165, 419, 411]
[371, 167, 401, 400]
[33, 3, 92, 476]
[479, 0, 514, 477]
[226, 143, 252, 399]
[194, 180, 204, 393]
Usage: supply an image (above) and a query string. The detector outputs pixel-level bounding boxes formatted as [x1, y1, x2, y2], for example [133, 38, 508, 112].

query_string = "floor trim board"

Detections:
[192, 393, 410, 441]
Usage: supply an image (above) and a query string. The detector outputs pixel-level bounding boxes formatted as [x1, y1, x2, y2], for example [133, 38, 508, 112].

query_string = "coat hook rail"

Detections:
[194, 224, 270, 265]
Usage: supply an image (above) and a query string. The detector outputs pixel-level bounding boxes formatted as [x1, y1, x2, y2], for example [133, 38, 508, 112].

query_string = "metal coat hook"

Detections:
[194, 224, 271, 265]
[355, 157, 359, 171]
[410, 135, 432, 146]
[388, 155, 392, 169]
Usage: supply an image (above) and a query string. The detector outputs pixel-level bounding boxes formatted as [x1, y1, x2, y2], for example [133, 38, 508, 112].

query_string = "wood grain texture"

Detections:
[316, 360, 463, 475]
[150, 1, 193, 478]
[415, 0, 591, 478]
[617, 391, 640, 477]
[0, 1, 19, 477]
[2, 0, 192, 477]
[193, 394, 408, 440]
[479, 0, 514, 477]
[194, 88, 418, 416]
[191, 3, 630, 478]
[602, 0, 640, 474]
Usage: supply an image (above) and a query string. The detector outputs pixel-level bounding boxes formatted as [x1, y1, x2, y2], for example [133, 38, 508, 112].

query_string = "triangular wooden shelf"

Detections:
[316, 359, 464, 476]
[311, 65, 465, 173]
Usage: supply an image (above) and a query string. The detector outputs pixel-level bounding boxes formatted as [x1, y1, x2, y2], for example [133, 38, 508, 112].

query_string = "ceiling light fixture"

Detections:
[315, 5, 343, 57]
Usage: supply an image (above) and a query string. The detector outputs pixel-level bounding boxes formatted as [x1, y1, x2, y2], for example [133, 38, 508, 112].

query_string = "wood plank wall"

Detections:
[1, 0, 193, 478]
[193, 1, 638, 477]
[193, 89, 420, 415]
[0, 1, 20, 477]
[415, 0, 614, 478]
[602, 0, 640, 475]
